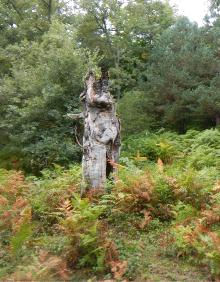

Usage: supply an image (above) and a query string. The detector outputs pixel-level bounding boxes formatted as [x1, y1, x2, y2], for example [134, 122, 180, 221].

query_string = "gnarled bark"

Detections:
[78, 71, 120, 190]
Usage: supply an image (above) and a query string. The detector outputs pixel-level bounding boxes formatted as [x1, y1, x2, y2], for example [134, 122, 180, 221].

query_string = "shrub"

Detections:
[0, 169, 32, 251]
[60, 194, 107, 271]
[111, 168, 154, 214]
[59, 194, 126, 277]
[170, 181, 220, 278]
[28, 165, 81, 230]
[0, 169, 33, 277]
[122, 131, 182, 164]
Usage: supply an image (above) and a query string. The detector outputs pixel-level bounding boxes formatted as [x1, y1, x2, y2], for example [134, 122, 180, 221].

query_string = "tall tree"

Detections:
[0, 0, 70, 78]
[0, 21, 93, 173]
[74, 0, 174, 98]
[146, 17, 220, 131]
[0, 0, 65, 44]
[119, 17, 220, 134]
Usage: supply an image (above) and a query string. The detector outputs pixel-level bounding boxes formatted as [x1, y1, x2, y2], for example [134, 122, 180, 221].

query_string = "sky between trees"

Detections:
[170, 0, 209, 25]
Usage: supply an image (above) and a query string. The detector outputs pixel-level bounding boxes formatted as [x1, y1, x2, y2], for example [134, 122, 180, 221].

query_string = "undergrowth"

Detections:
[0, 128, 219, 281]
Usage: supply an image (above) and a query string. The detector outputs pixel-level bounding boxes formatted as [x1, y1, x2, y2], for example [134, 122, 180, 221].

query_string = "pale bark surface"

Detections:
[80, 71, 120, 190]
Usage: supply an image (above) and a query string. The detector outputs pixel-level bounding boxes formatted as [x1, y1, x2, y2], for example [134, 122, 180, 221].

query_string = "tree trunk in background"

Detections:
[48, 0, 52, 22]
[216, 114, 220, 126]
[81, 71, 120, 191]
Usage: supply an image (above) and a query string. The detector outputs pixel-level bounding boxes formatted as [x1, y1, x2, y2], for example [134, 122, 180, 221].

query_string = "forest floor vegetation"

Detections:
[0, 129, 220, 281]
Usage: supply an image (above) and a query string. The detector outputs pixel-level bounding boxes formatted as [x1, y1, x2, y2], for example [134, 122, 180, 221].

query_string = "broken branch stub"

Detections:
[81, 71, 120, 190]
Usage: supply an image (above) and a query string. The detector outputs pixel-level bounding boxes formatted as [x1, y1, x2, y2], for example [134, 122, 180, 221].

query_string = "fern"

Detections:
[11, 223, 32, 256]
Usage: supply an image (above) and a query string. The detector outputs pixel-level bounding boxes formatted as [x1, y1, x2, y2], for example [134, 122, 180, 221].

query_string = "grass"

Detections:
[110, 221, 210, 282]
[60, 220, 211, 282]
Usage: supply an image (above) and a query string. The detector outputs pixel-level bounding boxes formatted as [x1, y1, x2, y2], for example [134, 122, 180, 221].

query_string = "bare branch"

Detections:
[65, 113, 84, 120]
[8, 0, 24, 19]
[74, 125, 83, 148]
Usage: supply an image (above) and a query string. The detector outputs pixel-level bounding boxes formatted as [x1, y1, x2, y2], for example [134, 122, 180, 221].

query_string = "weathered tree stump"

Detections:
[68, 70, 120, 191]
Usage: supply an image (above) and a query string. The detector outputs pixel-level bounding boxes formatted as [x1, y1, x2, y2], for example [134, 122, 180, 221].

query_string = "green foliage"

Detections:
[118, 91, 155, 136]
[61, 194, 107, 271]
[1, 0, 220, 279]
[0, 0, 66, 46]
[119, 129, 220, 279]
[119, 17, 220, 134]
[0, 129, 220, 280]
[0, 21, 89, 173]
[75, 0, 174, 96]
[29, 165, 81, 229]
[11, 223, 32, 256]
[172, 202, 198, 223]
[1, 0, 220, 173]
[0, 0, 175, 172]
[122, 130, 181, 163]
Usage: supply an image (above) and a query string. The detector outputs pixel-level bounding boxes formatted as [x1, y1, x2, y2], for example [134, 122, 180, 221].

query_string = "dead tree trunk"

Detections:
[81, 71, 120, 190]
[68, 71, 120, 191]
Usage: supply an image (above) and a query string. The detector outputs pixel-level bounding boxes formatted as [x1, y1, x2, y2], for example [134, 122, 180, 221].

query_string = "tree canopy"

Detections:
[0, 0, 220, 172]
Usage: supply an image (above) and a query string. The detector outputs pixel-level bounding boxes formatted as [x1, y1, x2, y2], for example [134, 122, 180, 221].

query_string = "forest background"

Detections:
[1, 1, 220, 281]
[1, 0, 220, 174]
